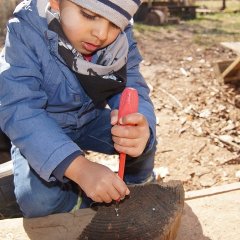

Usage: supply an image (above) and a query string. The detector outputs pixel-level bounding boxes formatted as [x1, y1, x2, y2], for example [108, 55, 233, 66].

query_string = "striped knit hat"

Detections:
[70, 0, 141, 30]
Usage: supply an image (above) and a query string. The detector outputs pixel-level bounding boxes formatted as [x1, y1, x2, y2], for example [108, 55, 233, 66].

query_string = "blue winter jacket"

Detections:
[0, 0, 156, 181]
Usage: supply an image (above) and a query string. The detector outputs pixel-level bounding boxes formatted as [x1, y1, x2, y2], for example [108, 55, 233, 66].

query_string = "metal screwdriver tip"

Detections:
[115, 202, 119, 217]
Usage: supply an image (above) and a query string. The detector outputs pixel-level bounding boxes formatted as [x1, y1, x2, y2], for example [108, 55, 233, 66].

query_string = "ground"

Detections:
[0, 20, 239, 193]
[135, 22, 240, 191]
[87, 21, 240, 192]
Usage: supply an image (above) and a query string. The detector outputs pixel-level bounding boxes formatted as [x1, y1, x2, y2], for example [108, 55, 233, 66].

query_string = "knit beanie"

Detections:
[69, 0, 141, 30]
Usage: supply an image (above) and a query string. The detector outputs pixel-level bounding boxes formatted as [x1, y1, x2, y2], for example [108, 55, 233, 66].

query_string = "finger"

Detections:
[112, 125, 139, 139]
[107, 185, 122, 201]
[101, 193, 113, 203]
[125, 188, 130, 195]
[89, 195, 103, 203]
[120, 113, 146, 126]
[113, 176, 130, 199]
[114, 143, 139, 157]
[111, 109, 119, 125]
[112, 135, 136, 148]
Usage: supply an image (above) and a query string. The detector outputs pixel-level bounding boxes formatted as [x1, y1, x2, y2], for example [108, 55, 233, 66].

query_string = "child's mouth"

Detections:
[82, 42, 100, 52]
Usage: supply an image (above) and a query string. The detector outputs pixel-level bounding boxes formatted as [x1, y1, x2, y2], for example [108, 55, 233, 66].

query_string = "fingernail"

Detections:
[111, 118, 116, 125]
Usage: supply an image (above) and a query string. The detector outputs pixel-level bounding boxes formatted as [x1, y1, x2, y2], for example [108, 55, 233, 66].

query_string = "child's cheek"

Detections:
[60, 7, 81, 30]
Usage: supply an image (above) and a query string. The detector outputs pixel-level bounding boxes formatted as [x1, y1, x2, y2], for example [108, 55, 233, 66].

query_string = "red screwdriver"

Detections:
[115, 87, 139, 216]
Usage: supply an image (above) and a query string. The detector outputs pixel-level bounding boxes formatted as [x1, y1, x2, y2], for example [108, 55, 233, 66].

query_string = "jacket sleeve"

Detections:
[0, 23, 81, 182]
[107, 24, 156, 153]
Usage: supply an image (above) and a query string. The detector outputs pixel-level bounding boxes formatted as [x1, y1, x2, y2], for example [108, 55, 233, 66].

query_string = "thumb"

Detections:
[120, 113, 143, 126]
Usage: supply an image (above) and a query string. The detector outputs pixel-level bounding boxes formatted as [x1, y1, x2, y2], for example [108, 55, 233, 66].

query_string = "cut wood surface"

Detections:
[79, 182, 184, 240]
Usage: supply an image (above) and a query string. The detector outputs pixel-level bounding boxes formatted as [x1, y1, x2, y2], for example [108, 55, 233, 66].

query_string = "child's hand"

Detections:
[111, 110, 150, 157]
[65, 156, 130, 203]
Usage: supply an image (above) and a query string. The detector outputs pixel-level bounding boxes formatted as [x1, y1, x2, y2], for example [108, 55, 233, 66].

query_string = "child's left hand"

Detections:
[111, 110, 150, 157]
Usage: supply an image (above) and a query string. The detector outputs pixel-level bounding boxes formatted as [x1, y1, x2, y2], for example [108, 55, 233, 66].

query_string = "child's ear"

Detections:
[49, 0, 60, 11]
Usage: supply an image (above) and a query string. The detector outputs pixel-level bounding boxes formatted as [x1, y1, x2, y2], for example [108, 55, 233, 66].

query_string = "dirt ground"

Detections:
[0, 21, 240, 193]
[134, 23, 240, 191]
[87, 22, 240, 192]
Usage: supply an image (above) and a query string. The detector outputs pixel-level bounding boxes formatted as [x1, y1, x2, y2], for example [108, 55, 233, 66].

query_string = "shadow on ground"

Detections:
[176, 203, 211, 240]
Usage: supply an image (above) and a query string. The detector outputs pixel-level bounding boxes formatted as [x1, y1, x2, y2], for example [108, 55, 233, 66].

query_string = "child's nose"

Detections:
[92, 19, 109, 42]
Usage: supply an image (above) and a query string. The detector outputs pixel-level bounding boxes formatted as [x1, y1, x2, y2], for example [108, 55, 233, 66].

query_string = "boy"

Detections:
[0, 0, 156, 218]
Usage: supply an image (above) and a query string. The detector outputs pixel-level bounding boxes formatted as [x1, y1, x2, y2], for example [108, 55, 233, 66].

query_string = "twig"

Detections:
[210, 133, 240, 150]
[158, 87, 183, 109]
[195, 142, 207, 155]
[222, 156, 240, 165]
[160, 149, 174, 153]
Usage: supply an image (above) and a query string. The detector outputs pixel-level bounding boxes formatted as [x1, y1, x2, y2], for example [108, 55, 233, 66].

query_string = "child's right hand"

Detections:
[65, 155, 130, 203]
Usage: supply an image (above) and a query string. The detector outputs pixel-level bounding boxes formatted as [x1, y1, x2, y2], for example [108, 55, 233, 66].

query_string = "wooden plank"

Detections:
[0, 209, 96, 240]
[214, 59, 234, 81]
[222, 56, 240, 83]
[215, 42, 240, 83]
[185, 182, 240, 200]
[221, 42, 240, 55]
[0, 160, 13, 178]
[196, 8, 218, 14]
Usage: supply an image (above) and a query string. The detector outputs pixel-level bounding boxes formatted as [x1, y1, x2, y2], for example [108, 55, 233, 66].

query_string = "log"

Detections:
[0, 209, 96, 240]
[0, 181, 184, 240]
[144, 8, 169, 26]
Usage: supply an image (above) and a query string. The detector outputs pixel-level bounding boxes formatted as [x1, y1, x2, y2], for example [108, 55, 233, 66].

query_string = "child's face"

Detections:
[59, 0, 121, 55]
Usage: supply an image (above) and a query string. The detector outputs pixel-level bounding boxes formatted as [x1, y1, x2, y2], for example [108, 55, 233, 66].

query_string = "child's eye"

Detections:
[80, 10, 96, 20]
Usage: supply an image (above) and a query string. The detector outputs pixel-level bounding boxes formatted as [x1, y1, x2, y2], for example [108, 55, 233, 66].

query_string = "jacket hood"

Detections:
[13, 0, 49, 35]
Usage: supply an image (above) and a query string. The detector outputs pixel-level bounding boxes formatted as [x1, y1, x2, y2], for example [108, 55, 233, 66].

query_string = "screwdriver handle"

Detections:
[118, 88, 139, 180]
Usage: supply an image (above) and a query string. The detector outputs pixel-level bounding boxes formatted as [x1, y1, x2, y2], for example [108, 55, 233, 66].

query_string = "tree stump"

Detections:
[79, 181, 184, 240]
